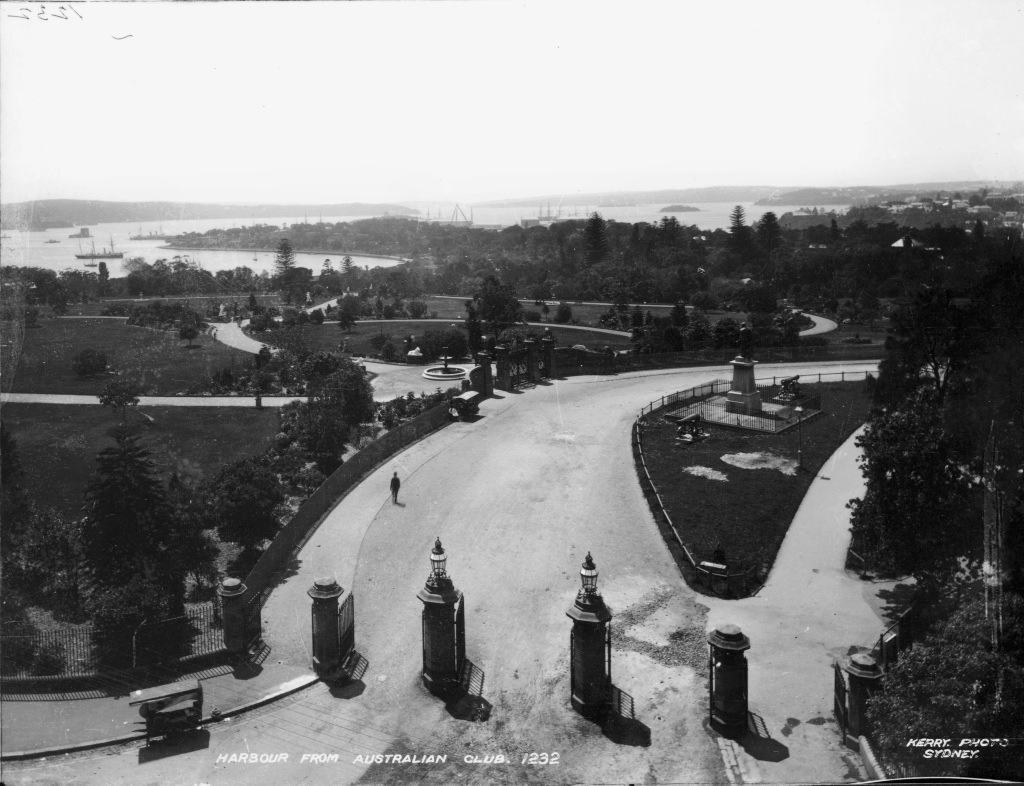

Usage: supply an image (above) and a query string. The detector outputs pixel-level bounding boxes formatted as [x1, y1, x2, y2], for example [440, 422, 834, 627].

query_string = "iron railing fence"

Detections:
[2, 601, 225, 681]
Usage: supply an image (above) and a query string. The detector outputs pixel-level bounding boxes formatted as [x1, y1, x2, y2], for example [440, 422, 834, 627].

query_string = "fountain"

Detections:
[423, 345, 468, 381]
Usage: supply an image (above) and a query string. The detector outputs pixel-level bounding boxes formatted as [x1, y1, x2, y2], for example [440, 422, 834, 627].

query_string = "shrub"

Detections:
[309, 308, 325, 325]
[554, 302, 573, 324]
[72, 348, 108, 376]
[690, 292, 719, 311]
[179, 323, 199, 346]
[368, 333, 392, 352]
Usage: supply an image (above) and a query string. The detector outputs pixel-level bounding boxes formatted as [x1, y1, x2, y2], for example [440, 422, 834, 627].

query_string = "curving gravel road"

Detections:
[3, 360, 886, 786]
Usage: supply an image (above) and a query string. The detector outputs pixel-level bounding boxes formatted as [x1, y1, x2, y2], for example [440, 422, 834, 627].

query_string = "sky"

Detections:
[1, 0, 1023, 206]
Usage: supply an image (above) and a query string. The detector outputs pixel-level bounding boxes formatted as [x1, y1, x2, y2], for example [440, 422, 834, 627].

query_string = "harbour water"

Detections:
[0, 202, 845, 276]
[0, 215, 407, 277]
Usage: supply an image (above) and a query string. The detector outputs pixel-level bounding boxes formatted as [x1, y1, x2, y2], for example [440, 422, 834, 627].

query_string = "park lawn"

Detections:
[66, 294, 284, 318]
[8, 317, 256, 395]
[417, 298, 696, 327]
[827, 318, 890, 346]
[269, 319, 636, 357]
[640, 381, 873, 590]
[0, 404, 280, 521]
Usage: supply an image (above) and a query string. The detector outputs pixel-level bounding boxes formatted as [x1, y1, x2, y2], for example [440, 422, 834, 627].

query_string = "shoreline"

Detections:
[156, 245, 410, 264]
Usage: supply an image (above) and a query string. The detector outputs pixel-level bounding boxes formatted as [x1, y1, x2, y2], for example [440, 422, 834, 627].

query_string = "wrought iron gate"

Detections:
[243, 591, 264, 655]
[338, 593, 355, 661]
[507, 348, 529, 388]
[455, 594, 466, 675]
[833, 662, 849, 746]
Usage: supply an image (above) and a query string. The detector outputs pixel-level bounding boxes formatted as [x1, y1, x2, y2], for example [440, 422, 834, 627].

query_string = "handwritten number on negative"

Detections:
[8, 3, 82, 20]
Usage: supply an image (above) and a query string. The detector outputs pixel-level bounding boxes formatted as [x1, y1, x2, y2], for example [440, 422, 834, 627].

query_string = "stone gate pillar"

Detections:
[708, 624, 751, 732]
[217, 578, 248, 656]
[541, 332, 555, 378]
[472, 351, 493, 396]
[525, 338, 539, 382]
[308, 577, 345, 677]
[566, 552, 612, 719]
[493, 346, 511, 392]
[417, 538, 465, 698]
[842, 653, 882, 739]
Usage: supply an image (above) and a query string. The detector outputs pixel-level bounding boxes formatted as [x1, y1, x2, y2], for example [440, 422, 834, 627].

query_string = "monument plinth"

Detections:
[726, 356, 762, 415]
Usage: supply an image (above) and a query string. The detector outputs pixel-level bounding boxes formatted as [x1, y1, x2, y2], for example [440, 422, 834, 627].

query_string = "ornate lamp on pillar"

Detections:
[416, 538, 465, 698]
[566, 552, 612, 719]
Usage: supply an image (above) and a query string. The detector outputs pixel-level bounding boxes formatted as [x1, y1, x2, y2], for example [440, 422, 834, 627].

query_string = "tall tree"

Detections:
[98, 379, 143, 428]
[465, 300, 483, 354]
[208, 457, 284, 552]
[583, 212, 609, 267]
[728, 205, 753, 254]
[274, 238, 296, 277]
[97, 261, 110, 295]
[875, 287, 981, 407]
[1, 424, 30, 575]
[474, 274, 523, 330]
[81, 428, 182, 594]
[756, 211, 782, 255]
[849, 386, 979, 586]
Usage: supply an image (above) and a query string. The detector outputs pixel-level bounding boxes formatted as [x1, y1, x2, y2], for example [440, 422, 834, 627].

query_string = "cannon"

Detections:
[778, 375, 802, 401]
[449, 391, 480, 420]
[130, 679, 203, 744]
[675, 413, 709, 444]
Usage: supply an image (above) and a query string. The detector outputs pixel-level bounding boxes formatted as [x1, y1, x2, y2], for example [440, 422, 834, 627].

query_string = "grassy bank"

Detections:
[639, 380, 874, 593]
[7, 318, 256, 395]
[0, 404, 280, 520]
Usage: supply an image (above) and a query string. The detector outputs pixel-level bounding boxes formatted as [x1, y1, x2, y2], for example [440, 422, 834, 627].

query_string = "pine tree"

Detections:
[81, 428, 180, 591]
[728, 205, 753, 254]
[274, 238, 296, 276]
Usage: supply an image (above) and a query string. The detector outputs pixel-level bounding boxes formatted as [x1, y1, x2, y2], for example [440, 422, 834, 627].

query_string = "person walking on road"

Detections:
[390, 471, 401, 504]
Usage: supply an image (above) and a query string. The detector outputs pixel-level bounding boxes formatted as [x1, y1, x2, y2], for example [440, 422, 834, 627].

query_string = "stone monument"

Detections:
[726, 323, 762, 415]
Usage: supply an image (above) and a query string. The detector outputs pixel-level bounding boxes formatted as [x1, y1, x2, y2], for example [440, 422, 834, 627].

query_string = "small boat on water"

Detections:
[45, 239, 61, 244]
[75, 237, 124, 260]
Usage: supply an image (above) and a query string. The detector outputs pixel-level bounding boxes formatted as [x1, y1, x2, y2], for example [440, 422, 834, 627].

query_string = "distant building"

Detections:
[891, 235, 925, 249]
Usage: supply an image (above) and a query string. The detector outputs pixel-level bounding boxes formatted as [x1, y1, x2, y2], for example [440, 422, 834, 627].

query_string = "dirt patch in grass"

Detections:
[638, 381, 872, 594]
[0, 404, 280, 520]
[7, 318, 257, 395]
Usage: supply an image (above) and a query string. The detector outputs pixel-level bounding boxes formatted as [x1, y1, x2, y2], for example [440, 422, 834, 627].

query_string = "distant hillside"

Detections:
[0, 200, 418, 231]
[476, 186, 780, 208]
[756, 181, 1017, 206]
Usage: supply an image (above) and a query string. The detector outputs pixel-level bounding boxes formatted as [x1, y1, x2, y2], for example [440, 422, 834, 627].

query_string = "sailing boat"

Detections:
[76, 236, 124, 261]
